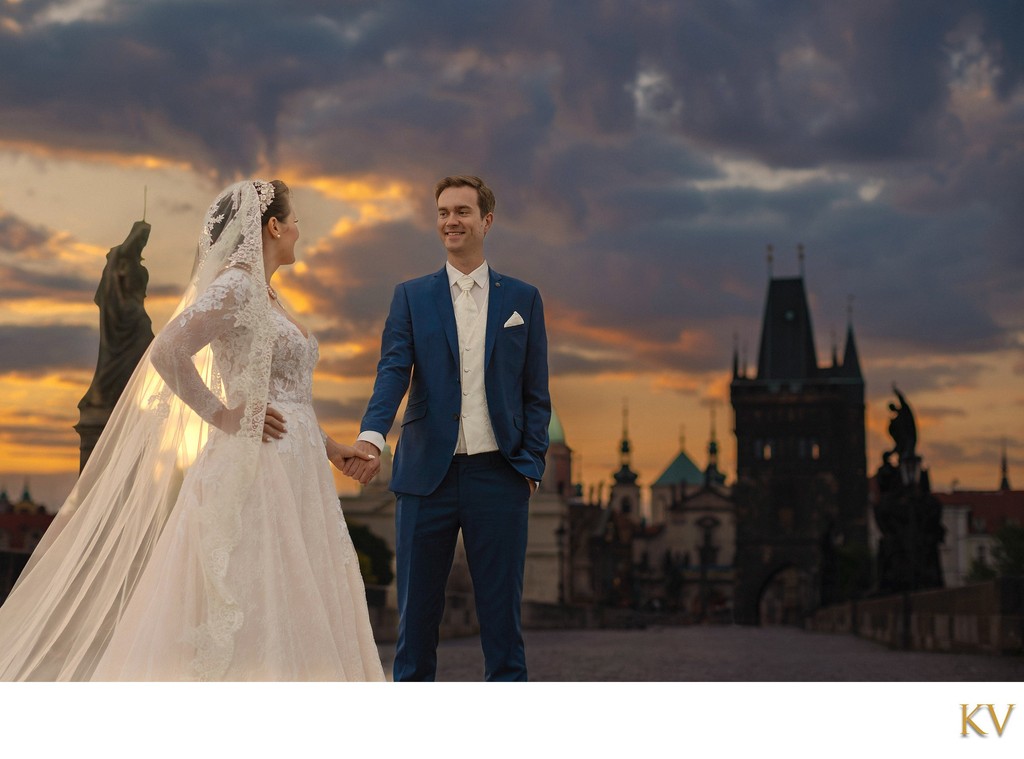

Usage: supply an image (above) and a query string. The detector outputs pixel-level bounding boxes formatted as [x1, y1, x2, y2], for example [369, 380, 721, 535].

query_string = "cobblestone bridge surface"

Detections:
[376, 625, 1024, 681]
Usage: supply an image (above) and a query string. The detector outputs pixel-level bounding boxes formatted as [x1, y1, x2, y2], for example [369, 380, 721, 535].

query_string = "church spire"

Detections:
[840, 296, 862, 379]
[705, 405, 725, 486]
[614, 399, 638, 486]
[1000, 438, 1011, 491]
[620, 399, 631, 467]
[707, 406, 719, 468]
[755, 273, 818, 380]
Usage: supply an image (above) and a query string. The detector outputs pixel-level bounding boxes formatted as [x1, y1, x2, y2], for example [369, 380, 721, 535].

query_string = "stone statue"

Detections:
[76, 220, 155, 469]
[873, 385, 944, 594]
[884, 384, 917, 465]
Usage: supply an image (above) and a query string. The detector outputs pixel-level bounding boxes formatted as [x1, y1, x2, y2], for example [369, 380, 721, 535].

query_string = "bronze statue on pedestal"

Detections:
[76, 219, 154, 470]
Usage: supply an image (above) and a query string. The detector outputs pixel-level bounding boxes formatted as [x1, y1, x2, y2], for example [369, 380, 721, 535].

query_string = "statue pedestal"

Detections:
[75, 405, 112, 473]
[873, 458, 945, 595]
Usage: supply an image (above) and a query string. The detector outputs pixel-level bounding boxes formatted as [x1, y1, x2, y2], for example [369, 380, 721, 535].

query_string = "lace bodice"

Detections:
[151, 268, 319, 425]
[266, 310, 318, 406]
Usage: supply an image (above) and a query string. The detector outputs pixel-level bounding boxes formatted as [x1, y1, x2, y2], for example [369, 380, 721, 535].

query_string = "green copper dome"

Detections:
[549, 406, 565, 445]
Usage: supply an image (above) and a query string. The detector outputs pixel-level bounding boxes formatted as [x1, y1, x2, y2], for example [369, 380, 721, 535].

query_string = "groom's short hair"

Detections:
[434, 175, 495, 217]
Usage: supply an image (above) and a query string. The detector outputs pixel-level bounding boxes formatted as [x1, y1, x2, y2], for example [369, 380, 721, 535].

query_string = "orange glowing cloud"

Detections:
[0, 373, 88, 473]
[548, 303, 717, 371]
[294, 175, 416, 230]
[0, 138, 195, 174]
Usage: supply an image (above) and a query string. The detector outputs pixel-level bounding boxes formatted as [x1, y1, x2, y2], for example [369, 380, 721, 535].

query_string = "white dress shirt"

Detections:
[356, 261, 499, 456]
[448, 261, 499, 455]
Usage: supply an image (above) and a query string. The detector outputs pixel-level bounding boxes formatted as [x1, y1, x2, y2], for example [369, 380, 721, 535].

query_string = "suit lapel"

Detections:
[432, 267, 460, 365]
[484, 267, 505, 369]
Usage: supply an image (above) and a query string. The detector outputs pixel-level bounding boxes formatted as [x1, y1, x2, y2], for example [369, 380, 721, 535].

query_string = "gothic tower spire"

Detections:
[614, 399, 638, 487]
[1000, 437, 1011, 491]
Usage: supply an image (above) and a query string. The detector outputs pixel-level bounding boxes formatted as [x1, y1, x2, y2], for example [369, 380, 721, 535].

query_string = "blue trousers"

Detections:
[393, 451, 530, 682]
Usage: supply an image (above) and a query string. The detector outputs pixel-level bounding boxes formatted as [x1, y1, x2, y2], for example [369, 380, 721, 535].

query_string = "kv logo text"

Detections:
[961, 704, 1014, 737]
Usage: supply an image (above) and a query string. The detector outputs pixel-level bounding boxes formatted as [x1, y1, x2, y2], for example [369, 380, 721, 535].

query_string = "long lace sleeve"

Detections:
[150, 268, 254, 427]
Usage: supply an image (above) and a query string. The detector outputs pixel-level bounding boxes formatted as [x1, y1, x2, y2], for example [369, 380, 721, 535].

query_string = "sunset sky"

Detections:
[0, 0, 1021, 510]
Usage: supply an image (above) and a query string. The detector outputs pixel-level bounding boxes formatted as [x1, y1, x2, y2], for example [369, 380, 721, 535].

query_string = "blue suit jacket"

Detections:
[361, 265, 551, 497]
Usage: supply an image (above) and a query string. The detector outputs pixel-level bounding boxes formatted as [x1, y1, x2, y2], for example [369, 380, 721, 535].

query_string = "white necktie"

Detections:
[455, 275, 478, 332]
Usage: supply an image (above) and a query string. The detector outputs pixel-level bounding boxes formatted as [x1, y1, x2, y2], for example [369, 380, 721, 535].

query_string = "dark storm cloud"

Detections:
[549, 348, 632, 377]
[312, 396, 369, 425]
[0, 260, 96, 301]
[0, 209, 97, 300]
[862, 361, 987, 399]
[3, 0, 1022, 375]
[284, 219, 431, 337]
[0, 212, 50, 251]
[316, 352, 381, 381]
[0, 325, 97, 373]
[0, 424, 77, 449]
[1, 2, 1008, 175]
[0, 1, 383, 175]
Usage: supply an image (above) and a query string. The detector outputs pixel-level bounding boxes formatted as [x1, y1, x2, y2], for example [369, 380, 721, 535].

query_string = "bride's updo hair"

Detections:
[261, 180, 291, 226]
[205, 179, 290, 247]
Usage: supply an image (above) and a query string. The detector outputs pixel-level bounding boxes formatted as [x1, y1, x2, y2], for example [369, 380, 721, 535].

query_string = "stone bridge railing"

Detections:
[807, 577, 1024, 654]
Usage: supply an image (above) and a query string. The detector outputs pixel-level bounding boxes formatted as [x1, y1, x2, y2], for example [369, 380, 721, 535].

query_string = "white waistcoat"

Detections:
[455, 290, 499, 455]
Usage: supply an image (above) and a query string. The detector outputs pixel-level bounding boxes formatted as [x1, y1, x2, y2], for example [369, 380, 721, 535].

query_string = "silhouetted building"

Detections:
[0, 483, 53, 604]
[608, 403, 641, 517]
[935, 450, 1022, 586]
[650, 432, 704, 525]
[730, 265, 869, 624]
[630, 410, 735, 617]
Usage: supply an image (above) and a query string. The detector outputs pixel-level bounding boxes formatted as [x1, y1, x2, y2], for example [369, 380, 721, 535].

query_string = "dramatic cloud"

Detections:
[0, 0, 1021, 491]
[0, 325, 97, 373]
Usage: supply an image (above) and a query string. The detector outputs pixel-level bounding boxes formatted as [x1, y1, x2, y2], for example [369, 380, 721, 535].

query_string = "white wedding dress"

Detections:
[89, 269, 385, 681]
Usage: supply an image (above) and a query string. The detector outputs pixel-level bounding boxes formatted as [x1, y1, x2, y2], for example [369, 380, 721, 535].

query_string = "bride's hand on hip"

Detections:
[262, 405, 287, 442]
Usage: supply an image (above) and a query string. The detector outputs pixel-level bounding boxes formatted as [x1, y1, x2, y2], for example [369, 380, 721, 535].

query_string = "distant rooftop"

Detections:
[653, 448, 703, 488]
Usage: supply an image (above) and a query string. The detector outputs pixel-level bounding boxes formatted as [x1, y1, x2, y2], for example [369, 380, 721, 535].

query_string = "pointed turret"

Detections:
[1000, 438, 1011, 491]
[614, 400, 638, 486]
[704, 406, 726, 487]
[608, 401, 640, 516]
[840, 322, 862, 378]
[755, 276, 819, 380]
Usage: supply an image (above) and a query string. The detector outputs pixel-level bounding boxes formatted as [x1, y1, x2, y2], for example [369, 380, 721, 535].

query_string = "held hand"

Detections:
[327, 439, 375, 472]
[341, 440, 382, 485]
[262, 405, 287, 443]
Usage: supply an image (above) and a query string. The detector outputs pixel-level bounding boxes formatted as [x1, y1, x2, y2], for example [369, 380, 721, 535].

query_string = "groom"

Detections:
[346, 175, 550, 681]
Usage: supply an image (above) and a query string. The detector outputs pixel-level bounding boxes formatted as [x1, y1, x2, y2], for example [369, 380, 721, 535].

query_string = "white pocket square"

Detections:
[504, 311, 525, 328]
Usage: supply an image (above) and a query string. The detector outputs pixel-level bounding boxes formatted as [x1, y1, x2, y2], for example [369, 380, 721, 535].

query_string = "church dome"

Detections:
[549, 406, 565, 445]
[653, 449, 703, 488]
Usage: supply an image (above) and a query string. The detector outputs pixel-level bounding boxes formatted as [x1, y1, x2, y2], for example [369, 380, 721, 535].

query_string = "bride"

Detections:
[0, 180, 385, 681]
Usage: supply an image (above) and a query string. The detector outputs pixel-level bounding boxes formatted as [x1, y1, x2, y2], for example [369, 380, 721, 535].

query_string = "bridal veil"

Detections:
[0, 181, 277, 680]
